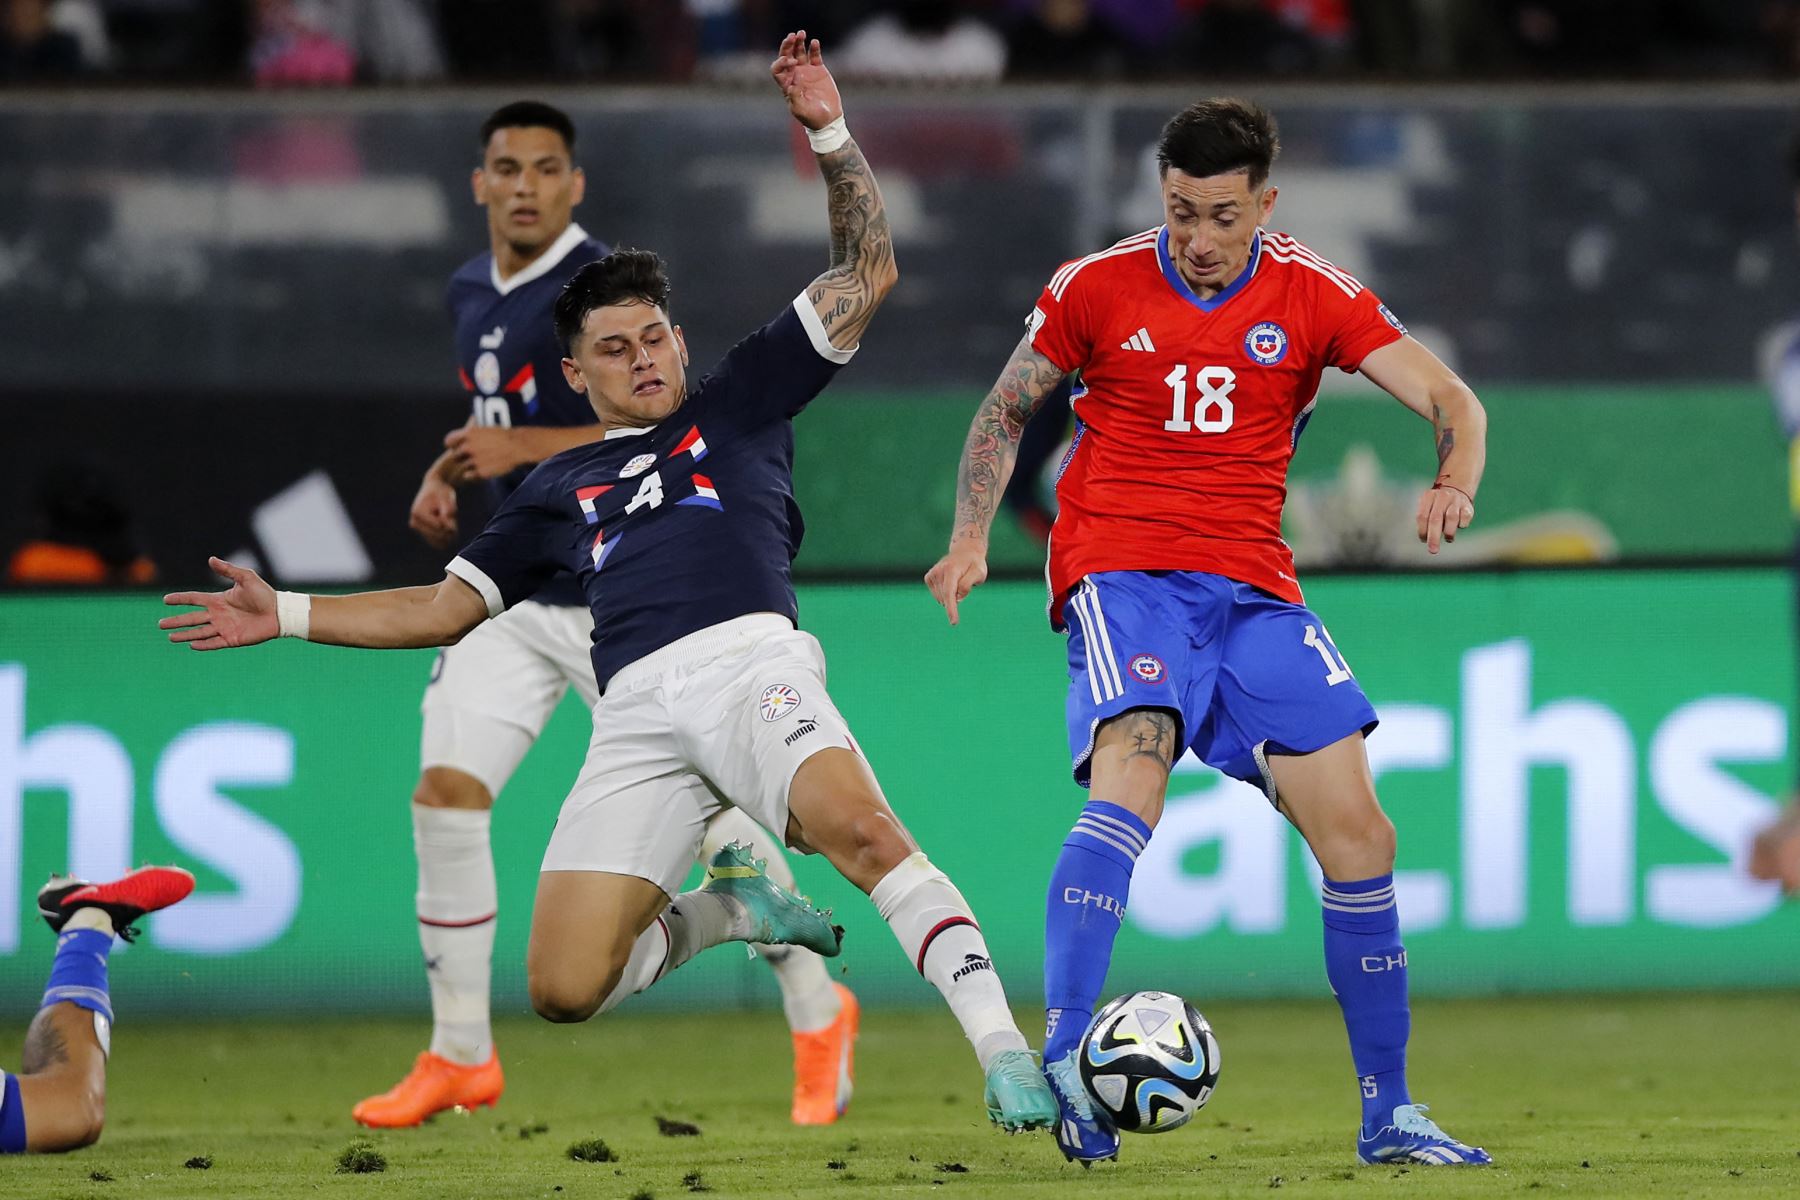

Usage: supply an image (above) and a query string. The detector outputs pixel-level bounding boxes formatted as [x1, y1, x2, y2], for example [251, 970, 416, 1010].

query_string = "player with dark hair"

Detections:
[163, 33, 1057, 1134]
[2, 867, 193, 1154]
[377, 97, 855, 1130]
[927, 97, 1492, 1166]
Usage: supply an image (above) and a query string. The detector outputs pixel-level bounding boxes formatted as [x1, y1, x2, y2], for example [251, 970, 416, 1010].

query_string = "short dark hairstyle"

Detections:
[555, 250, 672, 354]
[479, 100, 576, 159]
[1156, 99, 1280, 190]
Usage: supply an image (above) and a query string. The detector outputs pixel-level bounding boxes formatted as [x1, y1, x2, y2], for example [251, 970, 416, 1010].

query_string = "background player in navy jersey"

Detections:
[928, 99, 1491, 1167]
[1, 866, 193, 1154]
[162, 32, 1057, 1134]
[370, 100, 855, 1129]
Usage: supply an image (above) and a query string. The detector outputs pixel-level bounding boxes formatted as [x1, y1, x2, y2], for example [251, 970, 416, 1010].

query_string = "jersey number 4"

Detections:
[624, 472, 664, 514]
[1162, 364, 1235, 434]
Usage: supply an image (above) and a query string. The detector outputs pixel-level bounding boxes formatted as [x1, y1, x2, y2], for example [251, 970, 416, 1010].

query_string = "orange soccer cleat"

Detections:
[790, 983, 859, 1126]
[351, 1050, 504, 1128]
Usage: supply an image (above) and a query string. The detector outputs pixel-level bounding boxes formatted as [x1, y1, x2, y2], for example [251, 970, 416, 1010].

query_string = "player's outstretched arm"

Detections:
[159, 557, 488, 651]
[772, 31, 897, 352]
[1359, 336, 1488, 554]
[923, 334, 1068, 624]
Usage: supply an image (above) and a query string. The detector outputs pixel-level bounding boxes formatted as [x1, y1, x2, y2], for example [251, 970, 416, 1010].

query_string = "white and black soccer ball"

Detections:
[1077, 990, 1220, 1134]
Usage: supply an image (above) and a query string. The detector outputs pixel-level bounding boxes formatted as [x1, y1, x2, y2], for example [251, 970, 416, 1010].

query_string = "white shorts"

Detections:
[420, 599, 598, 797]
[541, 614, 857, 898]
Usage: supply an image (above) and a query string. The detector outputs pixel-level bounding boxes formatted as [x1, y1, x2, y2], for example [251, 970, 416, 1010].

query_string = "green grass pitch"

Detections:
[5, 994, 1798, 1199]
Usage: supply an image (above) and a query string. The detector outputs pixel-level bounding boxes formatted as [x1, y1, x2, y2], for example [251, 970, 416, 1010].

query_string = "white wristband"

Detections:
[806, 117, 851, 155]
[275, 591, 312, 641]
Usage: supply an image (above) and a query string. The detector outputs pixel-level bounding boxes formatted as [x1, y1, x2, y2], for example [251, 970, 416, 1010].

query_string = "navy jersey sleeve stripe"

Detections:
[446, 556, 505, 618]
[790, 292, 857, 365]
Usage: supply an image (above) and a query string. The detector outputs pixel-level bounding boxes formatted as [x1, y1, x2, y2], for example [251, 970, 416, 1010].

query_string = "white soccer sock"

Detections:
[596, 889, 747, 1016]
[701, 808, 842, 1033]
[413, 803, 497, 1066]
[870, 852, 1028, 1070]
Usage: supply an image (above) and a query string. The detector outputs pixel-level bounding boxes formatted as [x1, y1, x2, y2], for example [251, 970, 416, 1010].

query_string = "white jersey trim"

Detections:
[447, 555, 506, 619]
[1263, 234, 1364, 298]
[1266, 233, 1363, 292]
[1049, 228, 1160, 301]
[791, 292, 858, 364]
[490, 222, 592, 297]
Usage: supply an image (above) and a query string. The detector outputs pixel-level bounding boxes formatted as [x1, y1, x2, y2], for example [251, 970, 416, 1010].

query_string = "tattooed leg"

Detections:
[1088, 708, 1181, 829]
[1042, 707, 1178, 1066]
[16, 1003, 107, 1151]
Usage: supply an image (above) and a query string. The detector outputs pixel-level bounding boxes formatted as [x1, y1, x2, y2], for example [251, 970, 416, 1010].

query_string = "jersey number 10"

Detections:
[1162, 364, 1236, 434]
[473, 395, 513, 428]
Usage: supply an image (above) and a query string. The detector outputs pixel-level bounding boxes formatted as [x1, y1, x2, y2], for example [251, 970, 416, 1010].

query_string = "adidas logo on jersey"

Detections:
[1120, 327, 1156, 352]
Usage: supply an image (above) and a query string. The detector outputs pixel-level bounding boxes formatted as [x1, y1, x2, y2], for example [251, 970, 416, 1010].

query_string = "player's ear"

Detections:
[471, 167, 487, 205]
[674, 325, 689, 366]
[1259, 184, 1278, 224]
[570, 166, 587, 207]
[561, 356, 587, 394]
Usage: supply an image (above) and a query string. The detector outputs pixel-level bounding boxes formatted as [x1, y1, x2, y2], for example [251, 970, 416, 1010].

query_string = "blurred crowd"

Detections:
[4, 0, 1799, 85]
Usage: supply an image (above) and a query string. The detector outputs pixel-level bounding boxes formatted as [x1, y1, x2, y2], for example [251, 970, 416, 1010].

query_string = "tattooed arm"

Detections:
[923, 334, 1069, 624]
[1359, 335, 1488, 555]
[771, 32, 897, 351]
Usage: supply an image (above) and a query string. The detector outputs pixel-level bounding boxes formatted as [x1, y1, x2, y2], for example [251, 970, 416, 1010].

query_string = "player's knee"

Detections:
[529, 973, 608, 1024]
[835, 808, 911, 883]
[1316, 807, 1395, 875]
[41, 1088, 105, 1152]
[528, 939, 630, 1023]
[70, 1090, 105, 1150]
[413, 767, 493, 811]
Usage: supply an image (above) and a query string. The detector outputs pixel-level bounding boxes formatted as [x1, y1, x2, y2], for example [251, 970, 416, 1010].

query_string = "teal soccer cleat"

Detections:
[982, 1049, 1059, 1132]
[701, 841, 843, 957]
[1357, 1103, 1492, 1166]
[1044, 1049, 1120, 1164]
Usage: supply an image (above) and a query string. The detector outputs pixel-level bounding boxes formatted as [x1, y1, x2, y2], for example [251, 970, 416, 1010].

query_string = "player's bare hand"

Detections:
[924, 542, 989, 626]
[771, 30, 843, 132]
[1416, 484, 1474, 555]
[410, 474, 459, 549]
[1748, 801, 1800, 895]
[159, 557, 278, 651]
[445, 426, 525, 482]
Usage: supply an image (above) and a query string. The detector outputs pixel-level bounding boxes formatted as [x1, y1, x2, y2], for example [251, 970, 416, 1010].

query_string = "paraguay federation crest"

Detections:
[619, 453, 657, 478]
[1243, 321, 1289, 366]
[759, 684, 802, 722]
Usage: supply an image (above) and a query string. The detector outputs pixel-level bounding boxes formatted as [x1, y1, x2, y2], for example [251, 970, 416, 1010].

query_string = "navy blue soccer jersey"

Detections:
[448, 223, 609, 606]
[446, 294, 854, 689]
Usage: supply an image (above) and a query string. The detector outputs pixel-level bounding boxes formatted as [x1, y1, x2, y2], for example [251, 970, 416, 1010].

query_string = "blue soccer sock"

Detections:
[42, 925, 115, 1027]
[1321, 874, 1411, 1130]
[1043, 800, 1150, 1063]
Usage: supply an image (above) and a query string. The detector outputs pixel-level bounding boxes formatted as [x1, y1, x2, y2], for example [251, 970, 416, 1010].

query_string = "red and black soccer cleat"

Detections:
[37, 865, 196, 942]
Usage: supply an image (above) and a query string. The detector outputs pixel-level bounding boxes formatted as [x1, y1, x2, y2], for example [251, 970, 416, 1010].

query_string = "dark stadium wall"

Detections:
[0, 385, 1786, 589]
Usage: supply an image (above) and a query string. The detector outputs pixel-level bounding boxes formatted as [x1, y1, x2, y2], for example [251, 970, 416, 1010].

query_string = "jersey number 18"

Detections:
[1162, 364, 1236, 434]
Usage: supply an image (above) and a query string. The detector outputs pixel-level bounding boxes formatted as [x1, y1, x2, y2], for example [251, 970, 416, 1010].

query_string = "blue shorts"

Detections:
[1064, 571, 1379, 800]
[0, 1071, 23, 1153]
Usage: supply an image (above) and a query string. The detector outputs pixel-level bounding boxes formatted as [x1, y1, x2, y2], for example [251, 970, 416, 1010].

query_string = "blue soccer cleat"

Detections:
[1357, 1103, 1492, 1166]
[983, 1049, 1058, 1132]
[1044, 1049, 1120, 1165]
[701, 841, 843, 957]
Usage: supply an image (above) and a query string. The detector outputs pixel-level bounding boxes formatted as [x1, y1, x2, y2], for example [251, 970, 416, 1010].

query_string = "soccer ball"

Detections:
[1077, 990, 1220, 1134]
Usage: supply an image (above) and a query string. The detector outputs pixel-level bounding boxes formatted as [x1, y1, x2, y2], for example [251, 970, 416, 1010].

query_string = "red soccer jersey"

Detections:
[1029, 226, 1405, 626]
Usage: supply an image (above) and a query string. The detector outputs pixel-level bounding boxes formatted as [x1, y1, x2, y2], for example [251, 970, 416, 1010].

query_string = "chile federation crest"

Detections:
[1244, 322, 1289, 366]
